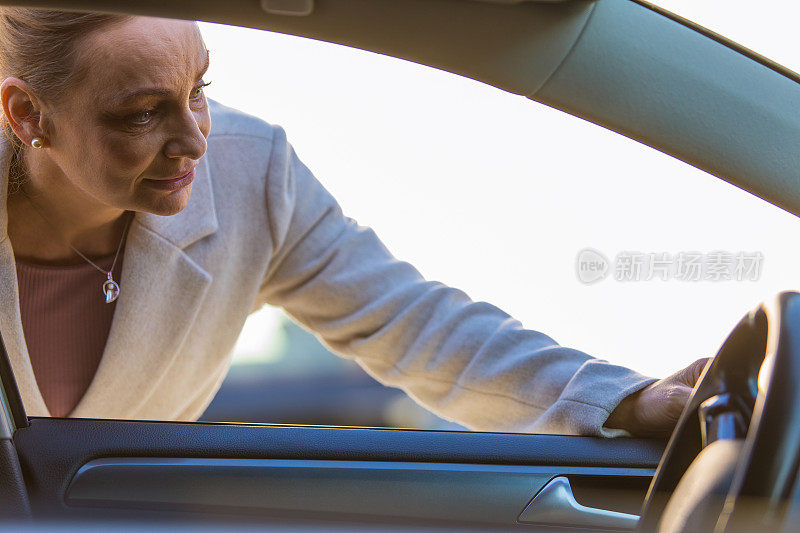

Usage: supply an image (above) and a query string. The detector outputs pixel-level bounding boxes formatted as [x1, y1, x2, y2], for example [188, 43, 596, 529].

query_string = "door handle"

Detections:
[518, 476, 640, 530]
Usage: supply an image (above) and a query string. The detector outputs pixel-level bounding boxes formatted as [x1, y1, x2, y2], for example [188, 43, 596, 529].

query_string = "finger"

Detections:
[679, 357, 711, 387]
[665, 384, 693, 420]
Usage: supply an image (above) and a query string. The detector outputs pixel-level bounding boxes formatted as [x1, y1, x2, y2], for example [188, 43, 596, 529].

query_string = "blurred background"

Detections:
[199, 1, 800, 429]
[201, 310, 464, 429]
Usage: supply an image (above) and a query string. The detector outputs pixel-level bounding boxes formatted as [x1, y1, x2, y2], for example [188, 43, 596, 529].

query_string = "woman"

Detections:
[0, 9, 705, 435]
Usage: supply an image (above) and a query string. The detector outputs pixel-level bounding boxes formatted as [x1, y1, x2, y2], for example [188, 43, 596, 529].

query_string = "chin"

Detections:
[142, 183, 193, 216]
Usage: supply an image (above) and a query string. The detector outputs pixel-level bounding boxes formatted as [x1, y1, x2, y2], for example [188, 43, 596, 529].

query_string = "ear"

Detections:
[0, 77, 46, 147]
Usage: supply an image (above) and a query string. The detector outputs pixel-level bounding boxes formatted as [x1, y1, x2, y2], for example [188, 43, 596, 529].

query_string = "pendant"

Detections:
[103, 273, 120, 304]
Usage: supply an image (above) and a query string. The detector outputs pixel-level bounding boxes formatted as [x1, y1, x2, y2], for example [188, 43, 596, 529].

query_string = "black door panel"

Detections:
[13, 417, 663, 528]
[64, 457, 653, 524]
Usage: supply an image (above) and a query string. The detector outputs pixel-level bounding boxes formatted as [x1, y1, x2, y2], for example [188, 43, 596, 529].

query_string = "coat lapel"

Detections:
[0, 136, 50, 417]
[67, 220, 213, 419]
[0, 131, 219, 419]
[69, 155, 217, 419]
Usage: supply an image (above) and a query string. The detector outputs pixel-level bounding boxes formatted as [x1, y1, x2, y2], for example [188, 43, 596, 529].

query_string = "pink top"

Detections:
[15, 253, 123, 417]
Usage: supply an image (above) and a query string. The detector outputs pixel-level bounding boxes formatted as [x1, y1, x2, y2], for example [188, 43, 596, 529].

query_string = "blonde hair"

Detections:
[0, 8, 132, 187]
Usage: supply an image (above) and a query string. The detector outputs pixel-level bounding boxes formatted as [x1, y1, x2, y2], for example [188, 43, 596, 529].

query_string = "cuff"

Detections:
[527, 359, 658, 437]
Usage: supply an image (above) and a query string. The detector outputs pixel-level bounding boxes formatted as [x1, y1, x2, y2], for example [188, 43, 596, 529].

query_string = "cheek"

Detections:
[95, 134, 160, 186]
[55, 116, 160, 202]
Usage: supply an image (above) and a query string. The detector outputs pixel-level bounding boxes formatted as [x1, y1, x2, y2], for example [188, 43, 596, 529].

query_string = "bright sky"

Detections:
[200, 0, 800, 379]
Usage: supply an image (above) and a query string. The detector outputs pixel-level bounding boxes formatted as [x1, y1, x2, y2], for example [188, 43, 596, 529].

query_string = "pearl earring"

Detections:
[31, 138, 43, 149]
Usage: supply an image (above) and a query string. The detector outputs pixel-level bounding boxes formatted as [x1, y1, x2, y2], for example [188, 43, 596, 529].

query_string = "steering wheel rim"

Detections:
[638, 291, 800, 532]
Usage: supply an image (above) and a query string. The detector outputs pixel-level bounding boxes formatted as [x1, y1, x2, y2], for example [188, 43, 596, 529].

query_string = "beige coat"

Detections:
[0, 99, 654, 435]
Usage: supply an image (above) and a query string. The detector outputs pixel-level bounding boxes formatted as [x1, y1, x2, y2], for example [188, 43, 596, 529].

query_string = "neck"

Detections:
[6, 150, 130, 265]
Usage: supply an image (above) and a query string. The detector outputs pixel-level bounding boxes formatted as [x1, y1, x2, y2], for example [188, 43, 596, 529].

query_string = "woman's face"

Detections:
[40, 17, 212, 216]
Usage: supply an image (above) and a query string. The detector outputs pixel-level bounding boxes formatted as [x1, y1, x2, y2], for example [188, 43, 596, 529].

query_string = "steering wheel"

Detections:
[637, 291, 800, 532]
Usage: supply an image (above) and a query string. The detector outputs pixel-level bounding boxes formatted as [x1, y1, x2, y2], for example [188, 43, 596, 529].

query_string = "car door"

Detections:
[0, 348, 661, 530]
[1, 0, 798, 530]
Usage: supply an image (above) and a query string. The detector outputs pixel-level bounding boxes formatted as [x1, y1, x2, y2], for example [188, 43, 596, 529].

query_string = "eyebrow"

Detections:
[109, 49, 210, 105]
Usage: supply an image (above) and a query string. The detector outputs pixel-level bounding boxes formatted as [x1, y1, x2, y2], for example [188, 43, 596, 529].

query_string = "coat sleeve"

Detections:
[256, 125, 657, 436]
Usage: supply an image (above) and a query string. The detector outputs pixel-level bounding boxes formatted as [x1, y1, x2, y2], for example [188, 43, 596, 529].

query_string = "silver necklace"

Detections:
[21, 191, 132, 304]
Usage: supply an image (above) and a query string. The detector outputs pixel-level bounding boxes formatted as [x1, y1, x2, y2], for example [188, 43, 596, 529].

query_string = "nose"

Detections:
[163, 107, 209, 162]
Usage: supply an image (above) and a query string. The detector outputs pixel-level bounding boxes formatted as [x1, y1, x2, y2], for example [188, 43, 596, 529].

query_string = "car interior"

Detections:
[1, 0, 800, 531]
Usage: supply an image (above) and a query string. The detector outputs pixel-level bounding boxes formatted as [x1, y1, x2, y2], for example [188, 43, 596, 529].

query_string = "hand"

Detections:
[606, 358, 711, 437]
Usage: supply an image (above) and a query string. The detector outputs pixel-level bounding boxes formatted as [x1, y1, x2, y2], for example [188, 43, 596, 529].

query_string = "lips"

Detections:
[144, 165, 197, 191]
[153, 165, 197, 182]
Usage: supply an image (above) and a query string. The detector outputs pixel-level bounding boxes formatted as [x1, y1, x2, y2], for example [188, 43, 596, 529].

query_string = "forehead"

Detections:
[76, 17, 207, 104]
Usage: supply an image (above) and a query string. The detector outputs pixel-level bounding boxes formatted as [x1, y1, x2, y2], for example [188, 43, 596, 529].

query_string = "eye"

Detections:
[190, 81, 212, 101]
[127, 109, 155, 127]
